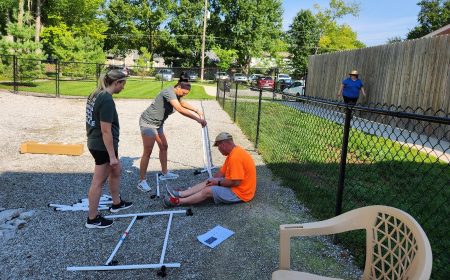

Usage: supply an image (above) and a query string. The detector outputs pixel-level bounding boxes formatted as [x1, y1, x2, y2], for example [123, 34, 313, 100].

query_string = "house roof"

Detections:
[423, 24, 450, 38]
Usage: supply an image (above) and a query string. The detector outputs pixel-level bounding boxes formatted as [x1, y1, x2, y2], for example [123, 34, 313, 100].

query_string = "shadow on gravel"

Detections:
[0, 164, 361, 280]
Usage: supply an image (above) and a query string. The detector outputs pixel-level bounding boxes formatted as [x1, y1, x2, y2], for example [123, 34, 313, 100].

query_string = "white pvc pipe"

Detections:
[106, 216, 138, 265]
[104, 210, 186, 219]
[67, 263, 181, 271]
[55, 206, 109, 212]
[160, 213, 173, 264]
[200, 114, 213, 178]
[156, 173, 160, 197]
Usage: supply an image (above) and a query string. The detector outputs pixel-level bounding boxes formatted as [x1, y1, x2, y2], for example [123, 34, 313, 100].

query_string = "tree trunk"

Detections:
[35, 0, 41, 43]
[18, 0, 25, 28]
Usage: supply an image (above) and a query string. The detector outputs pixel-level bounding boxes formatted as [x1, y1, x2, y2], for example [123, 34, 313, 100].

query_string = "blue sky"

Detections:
[282, 0, 421, 47]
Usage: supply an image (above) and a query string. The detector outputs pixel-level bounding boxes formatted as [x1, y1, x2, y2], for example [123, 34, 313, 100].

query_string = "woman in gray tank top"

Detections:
[137, 74, 207, 192]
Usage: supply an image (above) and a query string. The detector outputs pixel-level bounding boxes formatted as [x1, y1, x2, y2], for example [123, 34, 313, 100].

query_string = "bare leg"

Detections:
[155, 133, 168, 174]
[178, 180, 208, 197]
[139, 134, 156, 180]
[88, 164, 110, 219]
[108, 161, 122, 205]
[179, 187, 214, 205]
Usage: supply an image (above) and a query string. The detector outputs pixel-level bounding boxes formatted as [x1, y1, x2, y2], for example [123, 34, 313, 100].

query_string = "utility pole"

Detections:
[200, 0, 208, 81]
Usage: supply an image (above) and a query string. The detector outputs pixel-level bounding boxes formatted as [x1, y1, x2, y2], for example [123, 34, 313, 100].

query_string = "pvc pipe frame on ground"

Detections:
[66, 210, 187, 272]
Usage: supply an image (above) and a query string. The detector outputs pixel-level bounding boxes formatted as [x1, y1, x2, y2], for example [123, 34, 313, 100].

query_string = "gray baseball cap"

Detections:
[213, 132, 233, 146]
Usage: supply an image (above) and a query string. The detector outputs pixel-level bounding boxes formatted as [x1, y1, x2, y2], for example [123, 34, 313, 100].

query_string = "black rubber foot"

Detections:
[157, 265, 167, 277]
[186, 209, 193, 216]
[193, 170, 201, 175]
[136, 215, 145, 220]
[150, 194, 157, 199]
[108, 259, 119, 266]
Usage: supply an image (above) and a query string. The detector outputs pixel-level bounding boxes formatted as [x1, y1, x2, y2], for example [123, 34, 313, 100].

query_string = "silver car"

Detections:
[155, 69, 174, 81]
[283, 80, 305, 97]
[233, 73, 248, 83]
[214, 72, 230, 81]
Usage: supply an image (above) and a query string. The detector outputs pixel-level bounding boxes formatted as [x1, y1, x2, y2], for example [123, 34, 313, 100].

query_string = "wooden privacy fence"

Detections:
[306, 35, 450, 113]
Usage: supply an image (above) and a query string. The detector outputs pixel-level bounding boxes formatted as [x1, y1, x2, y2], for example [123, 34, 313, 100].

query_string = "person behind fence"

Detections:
[137, 73, 207, 192]
[162, 132, 257, 208]
[337, 70, 366, 104]
[85, 69, 133, 229]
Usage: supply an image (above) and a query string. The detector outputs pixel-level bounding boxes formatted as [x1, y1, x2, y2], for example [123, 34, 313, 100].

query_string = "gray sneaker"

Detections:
[137, 180, 151, 192]
[159, 171, 179, 180]
[162, 196, 180, 208]
[166, 185, 181, 198]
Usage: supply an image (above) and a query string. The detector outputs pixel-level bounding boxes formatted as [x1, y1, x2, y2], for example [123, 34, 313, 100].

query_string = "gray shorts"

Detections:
[211, 186, 242, 204]
[139, 119, 164, 137]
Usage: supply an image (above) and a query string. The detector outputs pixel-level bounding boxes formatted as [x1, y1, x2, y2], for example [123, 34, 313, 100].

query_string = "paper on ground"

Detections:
[197, 225, 234, 248]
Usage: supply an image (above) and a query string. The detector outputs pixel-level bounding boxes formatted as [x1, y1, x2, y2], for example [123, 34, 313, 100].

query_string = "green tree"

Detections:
[164, 0, 204, 67]
[319, 22, 365, 52]
[0, 0, 16, 36]
[41, 23, 105, 63]
[40, 0, 106, 61]
[386, 36, 403, 44]
[209, 0, 284, 72]
[287, 10, 320, 77]
[407, 0, 450, 39]
[212, 46, 237, 70]
[314, 0, 365, 53]
[0, 13, 44, 80]
[104, 0, 171, 61]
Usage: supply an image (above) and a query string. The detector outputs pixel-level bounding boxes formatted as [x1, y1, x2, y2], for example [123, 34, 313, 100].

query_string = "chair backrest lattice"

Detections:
[368, 212, 418, 279]
[274, 206, 431, 280]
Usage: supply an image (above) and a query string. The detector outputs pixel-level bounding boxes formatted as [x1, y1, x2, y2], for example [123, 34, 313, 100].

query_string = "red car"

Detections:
[255, 76, 274, 89]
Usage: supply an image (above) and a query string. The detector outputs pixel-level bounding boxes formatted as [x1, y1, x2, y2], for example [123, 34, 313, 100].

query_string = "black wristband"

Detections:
[218, 180, 221, 186]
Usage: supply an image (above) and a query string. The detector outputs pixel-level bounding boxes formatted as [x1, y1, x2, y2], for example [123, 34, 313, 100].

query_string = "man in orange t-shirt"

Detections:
[162, 132, 257, 207]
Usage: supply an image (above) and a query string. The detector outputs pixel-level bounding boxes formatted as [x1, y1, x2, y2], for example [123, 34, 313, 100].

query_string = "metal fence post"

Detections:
[335, 106, 352, 216]
[255, 88, 263, 148]
[216, 79, 219, 101]
[273, 68, 279, 101]
[13, 55, 18, 94]
[222, 81, 226, 108]
[55, 59, 60, 97]
[96, 64, 100, 81]
[233, 82, 238, 122]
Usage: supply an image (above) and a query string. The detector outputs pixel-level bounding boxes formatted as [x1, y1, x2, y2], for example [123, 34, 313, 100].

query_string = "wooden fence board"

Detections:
[306, 35, 450, 112]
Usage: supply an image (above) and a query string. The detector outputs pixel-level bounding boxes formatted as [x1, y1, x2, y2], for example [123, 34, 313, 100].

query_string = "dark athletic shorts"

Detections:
[343, 96, 358, 104]
[89, 149, 118, 165]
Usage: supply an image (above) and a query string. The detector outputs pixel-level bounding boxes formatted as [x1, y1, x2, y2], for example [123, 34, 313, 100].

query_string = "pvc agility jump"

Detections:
[67, 209, 192, 275]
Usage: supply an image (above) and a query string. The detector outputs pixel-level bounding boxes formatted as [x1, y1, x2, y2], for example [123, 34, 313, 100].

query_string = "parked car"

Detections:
[278, 78, 293, 91]
[155, 69, 174, 81]
[248, 74, 263, 83]
[255, 76, 274, 90]
[187, 72, 198, 81]
[276, 73, 291, 82]
[214, 71, 230, 81]
[283, 80, 305, 97]
[233, 73, 248, 83]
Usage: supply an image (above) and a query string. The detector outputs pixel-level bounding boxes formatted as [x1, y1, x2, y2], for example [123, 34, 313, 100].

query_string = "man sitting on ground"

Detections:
[162, 132, 256, 207]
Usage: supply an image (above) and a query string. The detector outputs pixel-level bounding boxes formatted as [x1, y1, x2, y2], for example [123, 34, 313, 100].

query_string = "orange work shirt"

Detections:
[220, 146, 257, 202]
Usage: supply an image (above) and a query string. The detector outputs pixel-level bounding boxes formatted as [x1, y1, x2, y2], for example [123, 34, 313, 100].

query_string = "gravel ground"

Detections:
[0, 90, 362, 280]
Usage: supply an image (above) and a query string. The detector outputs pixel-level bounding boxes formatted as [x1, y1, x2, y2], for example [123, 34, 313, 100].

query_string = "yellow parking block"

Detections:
[20, 141, 84, 156]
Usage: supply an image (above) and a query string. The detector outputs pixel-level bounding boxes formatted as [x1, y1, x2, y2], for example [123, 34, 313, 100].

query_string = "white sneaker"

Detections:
[159, 171, 179, 180]
[137, 180, 151, 192]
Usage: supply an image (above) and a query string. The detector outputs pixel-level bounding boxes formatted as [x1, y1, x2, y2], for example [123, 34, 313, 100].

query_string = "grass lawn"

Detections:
[0, 78, 214, 100]
[221, 99, 449, 279]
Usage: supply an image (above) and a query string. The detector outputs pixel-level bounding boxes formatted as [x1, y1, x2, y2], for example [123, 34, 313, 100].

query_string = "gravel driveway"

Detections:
[0, 90, 361, 279]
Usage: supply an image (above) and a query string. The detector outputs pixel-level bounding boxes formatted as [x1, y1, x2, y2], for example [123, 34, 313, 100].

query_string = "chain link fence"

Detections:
[217, 79, 449, 279]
